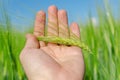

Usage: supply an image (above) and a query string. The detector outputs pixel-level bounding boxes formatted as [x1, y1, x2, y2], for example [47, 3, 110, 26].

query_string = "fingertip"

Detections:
[25, 34, 40, 49]
[48, 5, 58, 11]
[70, 22, 79, 30]
[58, 10, 67, 15]
[36, 11, 46, 23]
[26, 34, 39, 44]
[70, 22, 80, 38]
[36, 10, 45, 16]
[58, 9, 68, 25]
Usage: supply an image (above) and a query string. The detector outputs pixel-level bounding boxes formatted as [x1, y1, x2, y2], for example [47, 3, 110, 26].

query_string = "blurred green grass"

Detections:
[0, 1, 120, 80]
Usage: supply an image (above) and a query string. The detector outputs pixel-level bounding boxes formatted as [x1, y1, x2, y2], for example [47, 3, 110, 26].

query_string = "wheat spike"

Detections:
[38, 36, 92, 54]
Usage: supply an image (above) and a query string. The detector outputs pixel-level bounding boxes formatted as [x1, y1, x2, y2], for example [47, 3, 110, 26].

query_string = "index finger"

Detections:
[34, 11, 46, 37]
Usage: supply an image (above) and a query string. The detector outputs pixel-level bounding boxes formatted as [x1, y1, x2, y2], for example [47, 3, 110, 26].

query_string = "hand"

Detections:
[20, 5, 85, 80]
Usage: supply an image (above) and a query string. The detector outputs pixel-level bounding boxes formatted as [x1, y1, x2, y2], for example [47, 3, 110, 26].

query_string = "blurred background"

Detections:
[0, 0, 120, 80]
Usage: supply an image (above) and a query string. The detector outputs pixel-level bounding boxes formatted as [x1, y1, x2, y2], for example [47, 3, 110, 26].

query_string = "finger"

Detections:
[70, 22, 80, 38]
[34, 11, 46, 47]
[34, 11, 46, 36]
[48, 5, 58, 36]
[58, 10, 69, 38]
[47, 5, 58, 46]
[70, 22, 81, 48]
[24, 34, 40, 49]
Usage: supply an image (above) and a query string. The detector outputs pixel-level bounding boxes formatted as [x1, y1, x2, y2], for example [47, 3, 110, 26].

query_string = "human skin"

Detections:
[20, 5, 85, 80]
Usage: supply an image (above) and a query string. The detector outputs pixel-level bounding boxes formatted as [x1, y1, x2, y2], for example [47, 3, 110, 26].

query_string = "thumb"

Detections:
[24, 34, 40, 49]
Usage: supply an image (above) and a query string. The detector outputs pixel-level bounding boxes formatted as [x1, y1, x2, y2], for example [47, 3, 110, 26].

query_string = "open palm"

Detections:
[20, 5, 84, 80]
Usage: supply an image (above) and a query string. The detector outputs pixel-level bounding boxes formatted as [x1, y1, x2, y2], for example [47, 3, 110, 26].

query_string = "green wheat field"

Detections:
[0, 0, 120, 80]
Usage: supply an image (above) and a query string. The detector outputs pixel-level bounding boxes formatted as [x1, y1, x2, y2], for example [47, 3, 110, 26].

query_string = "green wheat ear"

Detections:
[37, 36, 93, 54]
